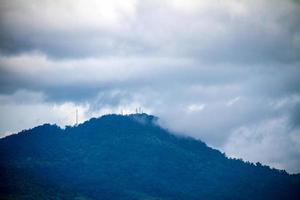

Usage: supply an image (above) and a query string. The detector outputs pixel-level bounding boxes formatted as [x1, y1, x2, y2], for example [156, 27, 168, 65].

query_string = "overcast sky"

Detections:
[0, 0, 300, 173]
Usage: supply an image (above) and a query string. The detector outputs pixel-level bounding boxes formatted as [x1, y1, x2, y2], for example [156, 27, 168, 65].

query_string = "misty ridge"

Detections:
[0, 113, 299, 200]
[1, 0, 300, 175]
[1, 0, 300, 199]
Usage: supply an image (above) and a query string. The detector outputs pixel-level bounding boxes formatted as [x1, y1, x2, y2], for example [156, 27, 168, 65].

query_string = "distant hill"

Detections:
[0, 114, 299, 200]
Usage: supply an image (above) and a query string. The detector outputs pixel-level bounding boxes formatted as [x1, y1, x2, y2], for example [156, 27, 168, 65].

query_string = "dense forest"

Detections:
[0, 114, 299, 200]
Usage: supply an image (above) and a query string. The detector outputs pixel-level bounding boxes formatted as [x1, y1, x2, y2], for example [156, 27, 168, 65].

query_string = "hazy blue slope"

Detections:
[0, 114, 299, 200]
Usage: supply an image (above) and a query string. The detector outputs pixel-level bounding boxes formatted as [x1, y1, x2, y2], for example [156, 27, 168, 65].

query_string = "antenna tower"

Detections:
[75, 109, 78, 126]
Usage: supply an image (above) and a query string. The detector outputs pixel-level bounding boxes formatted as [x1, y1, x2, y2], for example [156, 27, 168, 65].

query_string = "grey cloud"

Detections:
[289, 102, 300, 128]
[0, 0, 299, 63]
[223, 117, 300, 173]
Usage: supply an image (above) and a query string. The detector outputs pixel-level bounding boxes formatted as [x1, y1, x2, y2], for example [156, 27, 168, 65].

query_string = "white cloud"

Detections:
[0, 52, 195, 87]
[1, 0, 299, 60]
[1, 0, 137, 31]
[226, 96, 241, 106]
[0, 90, 89, 135]
[187, 104, 205, 113]
[224, 117, 300, 173]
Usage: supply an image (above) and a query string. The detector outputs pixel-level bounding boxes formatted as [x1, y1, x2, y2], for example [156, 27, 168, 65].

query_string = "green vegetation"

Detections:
[0, 114, 299, 199]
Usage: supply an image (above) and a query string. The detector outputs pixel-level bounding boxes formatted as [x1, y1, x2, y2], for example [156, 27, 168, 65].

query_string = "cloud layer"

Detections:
[0, 0, 300, 173]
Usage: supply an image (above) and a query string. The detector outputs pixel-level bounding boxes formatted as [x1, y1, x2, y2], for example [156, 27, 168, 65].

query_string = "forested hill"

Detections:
[0, 114, 299, 200]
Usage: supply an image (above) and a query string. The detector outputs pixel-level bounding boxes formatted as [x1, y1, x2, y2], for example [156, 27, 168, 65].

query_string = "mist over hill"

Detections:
[0, 114, 299, 200]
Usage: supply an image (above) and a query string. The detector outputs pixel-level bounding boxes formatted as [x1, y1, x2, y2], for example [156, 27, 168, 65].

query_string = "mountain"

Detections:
[0, 114, 299, 200]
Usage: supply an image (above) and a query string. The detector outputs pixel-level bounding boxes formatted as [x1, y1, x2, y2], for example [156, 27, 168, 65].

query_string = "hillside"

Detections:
[0, 114, 299, 200]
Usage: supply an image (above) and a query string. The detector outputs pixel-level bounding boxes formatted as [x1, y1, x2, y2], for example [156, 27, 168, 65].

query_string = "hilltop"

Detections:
[0, 114, 299, 200]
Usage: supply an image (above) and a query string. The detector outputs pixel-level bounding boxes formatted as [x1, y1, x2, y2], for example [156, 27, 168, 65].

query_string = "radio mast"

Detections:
[75, 109, 78, 126]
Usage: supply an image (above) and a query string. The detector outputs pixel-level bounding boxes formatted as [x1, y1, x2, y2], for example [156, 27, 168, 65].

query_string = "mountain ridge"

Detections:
[0, 113, 299, 200]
